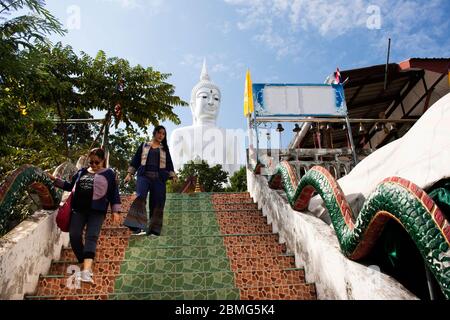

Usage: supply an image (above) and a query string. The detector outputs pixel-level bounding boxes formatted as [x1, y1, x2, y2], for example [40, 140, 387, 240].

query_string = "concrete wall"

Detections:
[0, 209, 69, 300]
[247, 169, 417, 300]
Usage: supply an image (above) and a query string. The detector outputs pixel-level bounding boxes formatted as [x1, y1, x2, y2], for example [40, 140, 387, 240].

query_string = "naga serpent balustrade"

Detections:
[0, 165, 61, 236]
[268, 161, 450, 299]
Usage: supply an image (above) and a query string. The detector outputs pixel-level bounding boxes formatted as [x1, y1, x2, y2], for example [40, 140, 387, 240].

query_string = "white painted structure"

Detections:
[169, 61, 244, 175]
[0, 209, 69, 299]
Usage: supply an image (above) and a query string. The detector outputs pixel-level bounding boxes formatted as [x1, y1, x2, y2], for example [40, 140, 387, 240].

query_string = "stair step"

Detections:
[114, 271, 236, 293]
[216, 215, 267, 226]
[162, 216, 220, 226]
[122, 243, 285, 260]
[234, 269, 306, 288]
[219, 224, 273, 234]
[95, 236, 129, 248]
[120, 257, 232, 274]
[124, 246, 228, 260]
[240, 284, 316, 300]
[213, 203, 258, 210]
[228, 255, 296, 272]
[27, 284, 315, 300]
[215, 211, 265, 219]
[222, 234, 279, 246]
[98, 227, 131, 237]
[212, 193, 251, 200]
[26, 287, 241, 300]
[128, 235, 225, 247]
[126, 234, 279, 247]
[33, 275, 116, 297]
[224, 244, 286, 257]
[60, 247, 126, 261]
[159, 226, 221, 236]
[48, 261, 122, 276]
[110, 287, 241, 300]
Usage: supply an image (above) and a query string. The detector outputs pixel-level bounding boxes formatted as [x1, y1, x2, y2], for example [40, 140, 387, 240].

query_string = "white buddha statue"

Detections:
[169, 61, 244, 175]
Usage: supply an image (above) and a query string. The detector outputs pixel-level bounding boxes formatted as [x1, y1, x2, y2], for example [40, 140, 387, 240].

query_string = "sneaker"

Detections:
[80, 270, 94, 284]
[147, 232, 159, 237]
[131, 230, 147, 236]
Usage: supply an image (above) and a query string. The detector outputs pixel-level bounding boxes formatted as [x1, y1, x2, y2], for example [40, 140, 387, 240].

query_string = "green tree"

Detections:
[108, 128, 146, 194]
[78, 50, 187, 135]
[0, 0, 65, 80]
[0, 2, 188, 178]
[177, 160, 229, 192]
[226, 166, 247, 192]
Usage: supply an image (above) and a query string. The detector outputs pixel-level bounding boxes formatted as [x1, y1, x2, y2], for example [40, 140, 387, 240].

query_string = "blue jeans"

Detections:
[69, 209, 105, 263]
[135, 173, 166, 235]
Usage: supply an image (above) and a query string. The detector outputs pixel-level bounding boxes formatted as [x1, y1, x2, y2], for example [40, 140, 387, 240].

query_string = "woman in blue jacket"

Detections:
[124, 125, 177, 236]
[48, 148, 121, 284]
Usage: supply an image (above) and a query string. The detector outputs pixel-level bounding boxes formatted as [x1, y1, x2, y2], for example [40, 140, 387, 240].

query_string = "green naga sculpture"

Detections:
[0, 165, 61, 236]
[268, 161, 450, 299]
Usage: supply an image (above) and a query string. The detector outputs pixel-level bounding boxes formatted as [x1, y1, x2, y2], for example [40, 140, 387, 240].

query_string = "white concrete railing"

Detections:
[246, 169, 417, 300]
[0, 208, 69, 299]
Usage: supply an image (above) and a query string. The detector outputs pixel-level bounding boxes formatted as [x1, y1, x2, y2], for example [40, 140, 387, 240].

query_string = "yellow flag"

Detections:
[244, 69, 254, 117]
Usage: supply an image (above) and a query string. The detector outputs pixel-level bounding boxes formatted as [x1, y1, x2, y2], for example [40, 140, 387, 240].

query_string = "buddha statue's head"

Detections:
[190, 60, 221, 126]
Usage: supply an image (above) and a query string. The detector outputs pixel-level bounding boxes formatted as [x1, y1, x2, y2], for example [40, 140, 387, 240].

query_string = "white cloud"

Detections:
[224, 0, 450, 59]
[96, 0, 164, 12]
[180, 53, 245, 80]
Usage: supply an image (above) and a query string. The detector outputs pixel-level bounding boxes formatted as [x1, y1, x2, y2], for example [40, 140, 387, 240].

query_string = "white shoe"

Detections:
[131, 230, 147, 236]
[80, 270, 94, 283]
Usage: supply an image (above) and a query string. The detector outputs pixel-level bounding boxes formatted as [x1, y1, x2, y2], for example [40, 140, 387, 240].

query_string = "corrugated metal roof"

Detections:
[298, 59, 450, 149]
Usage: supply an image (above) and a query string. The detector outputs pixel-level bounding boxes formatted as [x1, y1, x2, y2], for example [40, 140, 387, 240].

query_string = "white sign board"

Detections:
[253, 84, 347, 117]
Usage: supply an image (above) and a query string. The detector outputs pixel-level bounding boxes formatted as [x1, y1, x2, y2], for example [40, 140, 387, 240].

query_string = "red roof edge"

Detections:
[399, 58, 450, 74]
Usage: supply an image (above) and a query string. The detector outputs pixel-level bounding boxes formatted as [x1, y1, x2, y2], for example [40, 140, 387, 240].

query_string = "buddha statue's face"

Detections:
[191, 87, 220, 126]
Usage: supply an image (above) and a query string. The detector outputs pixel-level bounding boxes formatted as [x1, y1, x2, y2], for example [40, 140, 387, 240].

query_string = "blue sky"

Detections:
[43, 0, 450, 142]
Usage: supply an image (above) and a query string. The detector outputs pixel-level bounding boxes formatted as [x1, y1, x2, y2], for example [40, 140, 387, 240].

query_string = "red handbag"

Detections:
[56, 192, 73, 232]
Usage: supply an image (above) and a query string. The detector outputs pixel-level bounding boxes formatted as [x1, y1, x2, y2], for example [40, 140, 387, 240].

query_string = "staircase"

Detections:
[25, 193, 316, 300]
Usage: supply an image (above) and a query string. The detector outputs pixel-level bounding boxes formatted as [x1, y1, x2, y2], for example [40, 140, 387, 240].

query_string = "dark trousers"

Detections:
[69, 209, 105, 263]
[136, 174, 166, 235]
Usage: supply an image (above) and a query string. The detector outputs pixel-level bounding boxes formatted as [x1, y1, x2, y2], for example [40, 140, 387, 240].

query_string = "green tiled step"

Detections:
[166, 193, 212, 199]
[109, 287, 240, 300]
[128, 235, 225, 247]
[124, 243, 284, 260]
[127, 233, 277, 247]
[25, 287, 241, 300]
[162, 215, 267, 226]
[114, 271, 236, 293]
[119, 257, 231, 274]
[124, 245, 228, 260]
[162, 215, 219, 226]
[159, 226, 221, 236]
[164, 207, 261, 212]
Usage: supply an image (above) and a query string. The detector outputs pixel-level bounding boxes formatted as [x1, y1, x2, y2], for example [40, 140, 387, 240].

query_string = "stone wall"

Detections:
[247, 169, 417, 300]
[0, 209, 68, 300]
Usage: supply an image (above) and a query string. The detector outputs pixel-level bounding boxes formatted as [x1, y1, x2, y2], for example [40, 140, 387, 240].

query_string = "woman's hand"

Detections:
[112, 212, 121, 225]
[124, 173, 133, 183]
[46, 172, 56, 181]
[172, 174, 178, 183]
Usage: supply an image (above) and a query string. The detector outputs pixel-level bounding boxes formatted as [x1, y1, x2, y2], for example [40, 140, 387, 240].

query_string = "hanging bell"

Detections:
[374, 123, 384, 132]
[388, 123, 397, 132]
[276, 123, 284, 132]
[293, 124, 301, 133]
[358, 123, 366, 134]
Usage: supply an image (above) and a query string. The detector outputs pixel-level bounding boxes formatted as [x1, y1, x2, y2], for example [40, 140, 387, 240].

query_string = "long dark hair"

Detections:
[153, 125, 169, 152]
